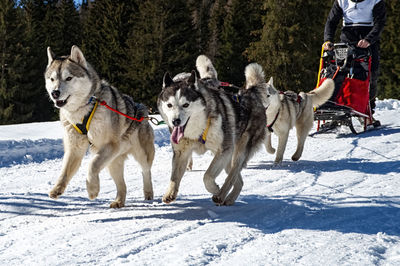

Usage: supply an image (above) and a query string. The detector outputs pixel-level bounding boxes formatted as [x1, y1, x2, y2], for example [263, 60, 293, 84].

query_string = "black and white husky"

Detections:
[157, 55, 266, 205]
[44, 46, 155, 208]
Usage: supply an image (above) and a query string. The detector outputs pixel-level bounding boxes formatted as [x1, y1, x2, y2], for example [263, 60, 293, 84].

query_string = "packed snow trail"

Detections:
[0, 100, 400, 265]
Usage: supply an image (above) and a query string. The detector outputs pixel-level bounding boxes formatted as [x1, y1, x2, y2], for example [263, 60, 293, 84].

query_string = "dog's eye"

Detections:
[65, 77, 73, 81]
[267, 95, 270, 98]
[50, 78, 54, 82]
[167, 103, 173, 108]
[182, 103, 189, 108]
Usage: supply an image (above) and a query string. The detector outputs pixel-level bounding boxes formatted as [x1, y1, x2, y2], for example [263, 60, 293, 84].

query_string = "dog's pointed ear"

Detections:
[267, 84, 277, 94]
[268, 77, 274, 86]
[163, 72, 173, 88]
[70, 45, 88, 69]
[188, 70, 197, 84]
[47, 47, 55, 68]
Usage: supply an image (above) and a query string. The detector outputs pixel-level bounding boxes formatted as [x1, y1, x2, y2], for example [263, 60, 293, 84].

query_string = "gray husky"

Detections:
[245, 63, 334, 165]
[157, 55, 266, 205]
[45, 45, 155, 208]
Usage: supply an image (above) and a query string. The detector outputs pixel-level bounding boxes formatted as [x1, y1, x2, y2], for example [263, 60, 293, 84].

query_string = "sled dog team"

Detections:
[45, 46, 334, 207]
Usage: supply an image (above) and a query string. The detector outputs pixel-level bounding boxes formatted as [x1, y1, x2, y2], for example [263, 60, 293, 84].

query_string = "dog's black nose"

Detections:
[172, 118, 181, 126]
[51, 90, 60, 99]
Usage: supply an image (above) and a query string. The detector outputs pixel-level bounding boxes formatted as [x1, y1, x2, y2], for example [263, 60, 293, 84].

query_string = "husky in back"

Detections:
[157, 55, 266, 205]
[245, 63, 334, 164]
[44, 45, 155, 208]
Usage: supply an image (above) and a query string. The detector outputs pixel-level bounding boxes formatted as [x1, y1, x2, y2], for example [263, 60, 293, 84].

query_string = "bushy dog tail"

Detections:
[196, 55, 218, 80]
[245, 63, 265, 89]
[308, 78, 335, 108]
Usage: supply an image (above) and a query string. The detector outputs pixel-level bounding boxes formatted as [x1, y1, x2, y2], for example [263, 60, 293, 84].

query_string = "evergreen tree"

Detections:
[54, 0, 82, 53]
[188, 0, 213, 55]
[39, 0, 81, 55]
[20, 0, 56, 122]
[0, 0, 36, 124]
[187, 0, 264, 86]
[379, 0, 400, 99]
[124, 0, 197, 110]
[81, 0, 134, 87]
[206, 0, 226, 59]
[216, 0, 264, 86]
[19, 0, 82, 122]
[1, 0, 398, 125]
[246, 1, 331, 92]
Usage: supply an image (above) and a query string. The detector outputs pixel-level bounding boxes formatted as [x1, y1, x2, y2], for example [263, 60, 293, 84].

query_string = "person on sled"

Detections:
[323, 0, 386, 125]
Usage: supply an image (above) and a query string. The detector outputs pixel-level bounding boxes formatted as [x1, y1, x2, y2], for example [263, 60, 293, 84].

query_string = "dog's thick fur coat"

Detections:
[157, 55, 266, 205]
[44, 46, 155, 208]
[245, 63, 334, 164]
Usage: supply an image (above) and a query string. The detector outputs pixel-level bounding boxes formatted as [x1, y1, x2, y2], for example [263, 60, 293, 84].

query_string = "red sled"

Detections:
[313, 43, 378, 134]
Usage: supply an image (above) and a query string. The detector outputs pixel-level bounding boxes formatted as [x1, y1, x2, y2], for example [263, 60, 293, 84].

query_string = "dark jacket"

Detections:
[324, 0, 386, 45]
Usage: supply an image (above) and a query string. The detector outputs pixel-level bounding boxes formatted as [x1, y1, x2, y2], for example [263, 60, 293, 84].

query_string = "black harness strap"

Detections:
[267, 92, 303, 132]
[267, 111, 280, 132]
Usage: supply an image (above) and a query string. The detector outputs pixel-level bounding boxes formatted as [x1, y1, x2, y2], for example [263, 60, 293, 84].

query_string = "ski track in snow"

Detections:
[1, 100, 400, 265]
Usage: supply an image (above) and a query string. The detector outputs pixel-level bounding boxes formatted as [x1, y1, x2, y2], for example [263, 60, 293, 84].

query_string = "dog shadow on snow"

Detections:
[128, 194, 400, 237]
[0, 192, 108, 219]
[249, 125, 400, 175]
[2, 191, 400, 237]
[200, 127, 398, 236]
[249, 158, 400, 176]
[129, 123, 400, 237]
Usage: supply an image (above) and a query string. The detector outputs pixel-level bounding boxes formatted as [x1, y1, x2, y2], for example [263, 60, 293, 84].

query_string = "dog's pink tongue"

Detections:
[171, 126, 184, 144]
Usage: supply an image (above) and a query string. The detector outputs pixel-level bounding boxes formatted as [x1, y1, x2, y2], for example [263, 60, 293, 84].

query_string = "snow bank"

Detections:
[0, 116, 169, 167]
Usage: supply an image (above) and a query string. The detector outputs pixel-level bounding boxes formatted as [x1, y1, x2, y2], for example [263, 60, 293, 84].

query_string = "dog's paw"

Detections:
[87, 185, 99, 200]
[212, 195, 224, 206]
[49, 186, 64, 199]
[272, 161, 283, 168]
[162, 192, 177, 204]
[88, 191, 99, 200]
[222, 194, 237, 206]
[86, 180, 100, 200]
[273, 158, 283, 166]
[291, 155, 300, 161]
[110, 201, 124, 208]
[144, 191, 154, 201]
[223, 199, 235, 206]
[266, 147, 276, 154]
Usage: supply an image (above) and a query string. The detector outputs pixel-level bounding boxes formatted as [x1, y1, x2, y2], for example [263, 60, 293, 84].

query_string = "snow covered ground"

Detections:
[1, 99, 400, 265]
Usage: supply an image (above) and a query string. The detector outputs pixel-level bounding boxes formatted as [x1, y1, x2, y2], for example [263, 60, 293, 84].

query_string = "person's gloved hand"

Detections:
[357, 39, 370, 48]
[323, 41, 334, 50]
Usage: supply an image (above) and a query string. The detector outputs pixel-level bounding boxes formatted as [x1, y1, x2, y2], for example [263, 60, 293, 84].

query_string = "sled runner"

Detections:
[313, 42, 380, 135]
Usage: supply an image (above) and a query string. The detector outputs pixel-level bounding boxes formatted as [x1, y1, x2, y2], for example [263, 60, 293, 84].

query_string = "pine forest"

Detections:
[0, 0, 398, 124]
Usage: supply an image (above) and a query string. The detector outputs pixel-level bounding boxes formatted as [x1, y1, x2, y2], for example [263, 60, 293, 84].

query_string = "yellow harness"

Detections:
[72, 100, 98, 135]
[198, 117, 211, 144]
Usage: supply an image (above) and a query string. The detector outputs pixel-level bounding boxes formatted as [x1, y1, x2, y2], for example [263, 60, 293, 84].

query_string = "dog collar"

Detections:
[198, 117, 211, 144]
[72, 100, 98, 135]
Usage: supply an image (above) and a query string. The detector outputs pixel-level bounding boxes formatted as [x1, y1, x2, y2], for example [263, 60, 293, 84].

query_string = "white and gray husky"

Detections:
[245, 63, 334, 164]
[158, 55, 266, 205]
[44, 45, 155, 208]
